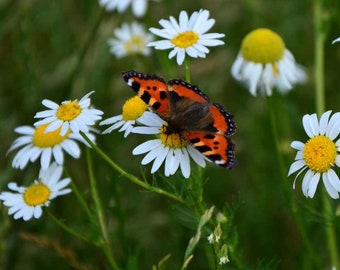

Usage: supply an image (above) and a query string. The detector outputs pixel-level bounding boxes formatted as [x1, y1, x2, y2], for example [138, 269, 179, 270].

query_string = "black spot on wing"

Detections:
[159, 91, 167, 100]
[146, 85, 159, 91]
[128, 80, 141, 94]
[194, 145, 212, 153]
[204, 134, 215, 139]
[140, 91, 152, 104]
[202, 123, 219, 133]
[152, 102, 161, 110]
[189, 137, 200, 144]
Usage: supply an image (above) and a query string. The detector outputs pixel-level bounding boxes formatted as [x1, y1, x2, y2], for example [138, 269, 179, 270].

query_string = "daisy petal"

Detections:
[318, 110, 332, 135]
[322, 171, 339, 199]
[133, 139, 162, 155]
[288, 160, 306, 176]
[151, 147, 169, 173]
[326, 169, 340, 192]
[306, 172, 320, 198]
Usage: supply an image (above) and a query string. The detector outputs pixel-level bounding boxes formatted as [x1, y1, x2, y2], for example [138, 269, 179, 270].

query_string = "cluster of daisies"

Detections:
[1, 92, 103, 220]
[101, 1, 227, 67]
[102, 3, 340, 200]
[3, 2, 340, 222]
[100, 0, 307, 96]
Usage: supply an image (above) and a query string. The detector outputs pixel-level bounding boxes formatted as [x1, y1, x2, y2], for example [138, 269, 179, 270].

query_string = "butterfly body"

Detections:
[122, 70, 236, 169]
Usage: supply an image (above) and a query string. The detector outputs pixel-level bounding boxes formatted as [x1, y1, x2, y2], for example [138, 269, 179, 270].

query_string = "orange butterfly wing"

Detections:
[122, 70, 237, 169]
[122, 70, 170, 116]
[186, 132, 236, 169]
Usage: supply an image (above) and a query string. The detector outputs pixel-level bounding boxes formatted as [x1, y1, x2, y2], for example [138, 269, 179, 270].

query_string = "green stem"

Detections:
[69, 176, 96, 224]
[322, 192, 339, 268]
[191, 172, 205, 215]
[46, 210, 89, 243]
[266, 96, 321, 267]
[80, 132, 186, 204]
[314, 1, 325, 115]
[184, 58, 191, 82]
[86, 149, 120, 270]
[314, 1, 339, 268]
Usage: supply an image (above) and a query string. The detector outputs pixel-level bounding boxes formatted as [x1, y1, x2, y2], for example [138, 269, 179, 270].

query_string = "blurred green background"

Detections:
[1, 0, 340, 269]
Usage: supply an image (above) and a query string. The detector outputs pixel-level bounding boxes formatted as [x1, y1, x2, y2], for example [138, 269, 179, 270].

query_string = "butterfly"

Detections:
[122, 70, 236, 169]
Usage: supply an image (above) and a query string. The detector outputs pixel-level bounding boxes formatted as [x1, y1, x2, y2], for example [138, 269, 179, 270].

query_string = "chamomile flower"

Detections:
[131, 112, 207, 178]
[108, 22, 154, 58]
[288, 111, 340, 199]
[231, 28, 307, 96]
[34, 91, 103, 136]
[100, 96, 153, 137]
[99, 0, 149, 17]
[8, 124, 96, 170]
[148, 9, 225, 65]
[0, 162, 71, 221]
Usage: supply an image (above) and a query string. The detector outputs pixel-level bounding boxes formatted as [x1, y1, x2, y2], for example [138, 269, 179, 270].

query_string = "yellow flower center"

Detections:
[122, 96, 148, 121]
[124, 36, 144, 54]
[240, 28, 285, 63]
[23, 183, 51, 206]
[303, 135, 337, 173]
[171, 31, 199, 48]
[33, 124, 70, 147]
[56, 101, 81, 121]
[159, 124, 188, 148]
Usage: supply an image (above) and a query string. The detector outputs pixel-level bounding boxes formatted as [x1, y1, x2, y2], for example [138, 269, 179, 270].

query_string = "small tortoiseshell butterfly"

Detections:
[122, 70, 237, 169]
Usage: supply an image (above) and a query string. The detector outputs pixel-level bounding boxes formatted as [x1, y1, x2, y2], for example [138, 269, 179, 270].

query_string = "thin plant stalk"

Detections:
[314, 0, 339, 268]
[46, 210, 90, 243]
[86, 148, 120, 270]
[184, 58, 191, 82]
[68, 173, 96, 225]
[80, 132, 186, 204]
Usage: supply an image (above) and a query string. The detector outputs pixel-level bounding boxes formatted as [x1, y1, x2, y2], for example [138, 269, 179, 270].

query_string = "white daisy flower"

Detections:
[231, 28, 307, 96]
[108, 22, 154, 58]
[99, 0, 150, 17]
[8, 124, 96, 170]
[148, 9, 225, 65]
[288, 111, 340, 199]
[0, 162, 71, 221]
[100, 96, 152, 137]
[34, 91, 103, 136]
[332, 37, 340, 44]
[131, 112, 207, 178]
